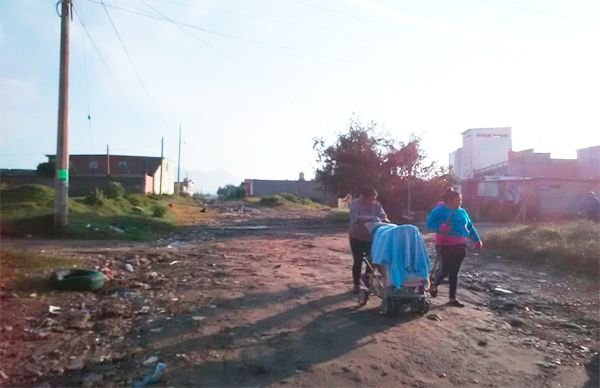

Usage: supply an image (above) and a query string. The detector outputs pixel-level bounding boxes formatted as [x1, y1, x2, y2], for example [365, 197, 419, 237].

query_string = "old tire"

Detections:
[49, 269, 105, 291]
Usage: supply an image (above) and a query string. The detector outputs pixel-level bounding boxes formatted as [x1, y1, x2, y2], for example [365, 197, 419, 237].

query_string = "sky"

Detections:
[1, 0, 599, 185]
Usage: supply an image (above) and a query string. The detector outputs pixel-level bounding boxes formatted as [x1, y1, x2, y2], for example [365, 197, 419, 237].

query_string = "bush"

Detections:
[104, 181, 125, 199]
[83, 189, 105, 206]
[279, 192, 312, 205]
[152, 204, 168, 218]
[259, 195, 283, 206]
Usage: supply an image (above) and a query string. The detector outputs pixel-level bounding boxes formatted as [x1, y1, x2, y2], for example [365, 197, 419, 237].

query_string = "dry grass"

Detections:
[169, 197, 218, 226]
[484, 221, 600, 275]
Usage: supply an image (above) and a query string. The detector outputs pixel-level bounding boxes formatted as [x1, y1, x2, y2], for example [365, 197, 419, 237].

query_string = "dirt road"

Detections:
[1, 204, 598, 387]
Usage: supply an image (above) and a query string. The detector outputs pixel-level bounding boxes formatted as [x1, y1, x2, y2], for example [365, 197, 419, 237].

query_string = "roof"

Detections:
[461, 127, 512, 135]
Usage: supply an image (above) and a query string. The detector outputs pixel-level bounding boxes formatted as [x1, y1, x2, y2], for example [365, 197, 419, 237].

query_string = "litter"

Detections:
[142, 356, 159, 366]
[134, 362, 167, 388]
[48, 305, 62, 314]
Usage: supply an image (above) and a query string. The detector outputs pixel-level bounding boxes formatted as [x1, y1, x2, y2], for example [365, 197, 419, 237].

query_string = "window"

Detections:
[118, 161, 128, 170]
[88, 160, 98, 171]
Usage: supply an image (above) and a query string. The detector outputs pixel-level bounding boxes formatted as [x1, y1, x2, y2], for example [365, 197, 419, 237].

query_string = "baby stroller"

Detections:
[356, 223, 431, 317]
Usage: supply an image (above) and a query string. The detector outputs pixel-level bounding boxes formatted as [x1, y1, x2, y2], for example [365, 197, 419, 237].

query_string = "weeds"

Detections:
[484, 221, 600, 275]
[0, 184, 176, 240]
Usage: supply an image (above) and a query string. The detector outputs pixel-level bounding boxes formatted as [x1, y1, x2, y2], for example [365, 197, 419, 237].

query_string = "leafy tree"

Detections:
[36, 162, 55, 177]
[217, 184, 245, 200]
[314, 117, 455, 220]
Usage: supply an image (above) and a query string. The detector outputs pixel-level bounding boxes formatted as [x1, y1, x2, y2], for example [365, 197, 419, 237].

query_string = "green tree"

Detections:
[36, 162, 55, 177]
[314, 117, 455, 220]
[217, 184, 245, 200]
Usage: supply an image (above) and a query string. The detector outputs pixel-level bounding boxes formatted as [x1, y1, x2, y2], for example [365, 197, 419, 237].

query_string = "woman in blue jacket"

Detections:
[427, 189, 482, 307]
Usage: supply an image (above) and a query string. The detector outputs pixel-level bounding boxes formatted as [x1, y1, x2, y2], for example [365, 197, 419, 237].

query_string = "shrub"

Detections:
[104, 181, 125, 199]
[83, 189, 105, 206]
[152, 204, 168, 218]
[259, 195, 283, 206]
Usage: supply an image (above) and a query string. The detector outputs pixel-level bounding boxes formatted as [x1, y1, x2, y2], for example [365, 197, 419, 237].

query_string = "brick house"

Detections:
[458, 147, 600, 221]
[45, 154, 175, 195]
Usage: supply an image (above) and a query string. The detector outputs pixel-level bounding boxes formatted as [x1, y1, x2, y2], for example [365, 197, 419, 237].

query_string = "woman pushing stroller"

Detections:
[427, 189, 482, 308]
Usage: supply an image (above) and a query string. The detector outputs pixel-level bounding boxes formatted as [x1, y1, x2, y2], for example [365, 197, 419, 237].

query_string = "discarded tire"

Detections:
[49, 269, 105, 291]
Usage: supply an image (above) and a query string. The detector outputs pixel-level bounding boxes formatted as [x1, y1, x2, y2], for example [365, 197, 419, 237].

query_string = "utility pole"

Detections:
[106, 144, 110, 176]
[407, 176, 412, 219]
[159, 137, 164, 195]
[177, 124, 181, 187]
[54, 0, 71, 230]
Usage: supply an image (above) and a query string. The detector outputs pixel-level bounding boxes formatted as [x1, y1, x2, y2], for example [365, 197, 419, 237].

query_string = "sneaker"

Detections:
[429, 284, 438, 298]
[352, 284, 360, 294]
[448, 299, 465, 308]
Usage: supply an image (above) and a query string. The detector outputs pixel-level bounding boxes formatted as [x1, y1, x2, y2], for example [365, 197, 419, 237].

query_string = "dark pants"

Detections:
[349, 237, 372, 286]
[433, 245, 466, 299]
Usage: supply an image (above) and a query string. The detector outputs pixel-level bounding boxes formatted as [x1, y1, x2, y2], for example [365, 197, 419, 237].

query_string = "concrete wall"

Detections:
[461, 127, 512, 179]
[452, 127, 512, 180]
[151, 159, 175, 195]
[577, 146, 600, 178]
[245, 179, 331, 204]
[462, 177, 600, 220]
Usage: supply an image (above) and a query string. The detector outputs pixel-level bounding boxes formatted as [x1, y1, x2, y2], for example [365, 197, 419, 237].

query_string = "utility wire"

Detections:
[79, 0, 94, 152]
[100, 1, 171, 131]
[289, 0, 394, 28]
[140, 0, 295, 104]
[84, 0, 400, 73]
[72, 3, 152, 135]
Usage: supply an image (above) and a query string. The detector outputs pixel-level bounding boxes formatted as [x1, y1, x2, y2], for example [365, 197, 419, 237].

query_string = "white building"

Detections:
[450, 127, 512, 180]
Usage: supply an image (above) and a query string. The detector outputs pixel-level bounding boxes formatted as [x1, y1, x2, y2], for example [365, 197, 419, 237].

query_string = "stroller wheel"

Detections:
[383, 297, 400, 317]
[411, 299, 430, 315]
[357, 288, 369, 307]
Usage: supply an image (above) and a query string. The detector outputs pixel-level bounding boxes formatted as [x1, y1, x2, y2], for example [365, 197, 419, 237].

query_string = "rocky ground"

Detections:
[1, 202, 598, 387]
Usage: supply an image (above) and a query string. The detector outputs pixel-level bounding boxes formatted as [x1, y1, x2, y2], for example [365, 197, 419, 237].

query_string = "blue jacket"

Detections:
[371, 224, 430, 288]
[426, 203, 480, 245]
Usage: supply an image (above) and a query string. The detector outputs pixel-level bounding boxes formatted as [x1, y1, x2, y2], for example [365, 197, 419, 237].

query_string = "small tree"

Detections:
[217, 184, 245, 200]
[36, 162, 55, 177]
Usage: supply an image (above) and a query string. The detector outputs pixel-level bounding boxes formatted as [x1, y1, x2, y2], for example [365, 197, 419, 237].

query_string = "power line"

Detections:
[140, 0, 295, 104]
[83, 0, 400, 73]
[79, 0, 94, 152]
[289, 0, 394, 28]
[100, 1, 171, 131]
[72, 3, 152, 135]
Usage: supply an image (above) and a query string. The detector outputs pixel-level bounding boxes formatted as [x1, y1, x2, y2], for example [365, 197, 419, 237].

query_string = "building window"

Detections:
[118, 161, 128, 170]
[89, 160, 98, 171]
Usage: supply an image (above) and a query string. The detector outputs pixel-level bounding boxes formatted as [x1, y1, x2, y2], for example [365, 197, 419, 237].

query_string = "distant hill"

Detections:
[183, 169, 242, 195]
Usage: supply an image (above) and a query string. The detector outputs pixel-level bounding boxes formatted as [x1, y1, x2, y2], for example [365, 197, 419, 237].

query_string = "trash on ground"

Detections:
[134, 362, 167, 388]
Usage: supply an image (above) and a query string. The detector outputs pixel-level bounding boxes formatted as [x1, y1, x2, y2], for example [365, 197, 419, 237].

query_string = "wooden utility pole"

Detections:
[177, 125, 181, 187]
[159, 137, 164, 195]
[106, 144, 110, 176]
[54, 0, 71, 230]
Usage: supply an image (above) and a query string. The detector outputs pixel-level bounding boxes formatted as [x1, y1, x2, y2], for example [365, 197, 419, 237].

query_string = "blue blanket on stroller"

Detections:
[370, 224, 431, 288]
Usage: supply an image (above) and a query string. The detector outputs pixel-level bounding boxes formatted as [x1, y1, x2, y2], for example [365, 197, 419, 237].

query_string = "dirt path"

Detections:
[1, 205, 598, 387]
